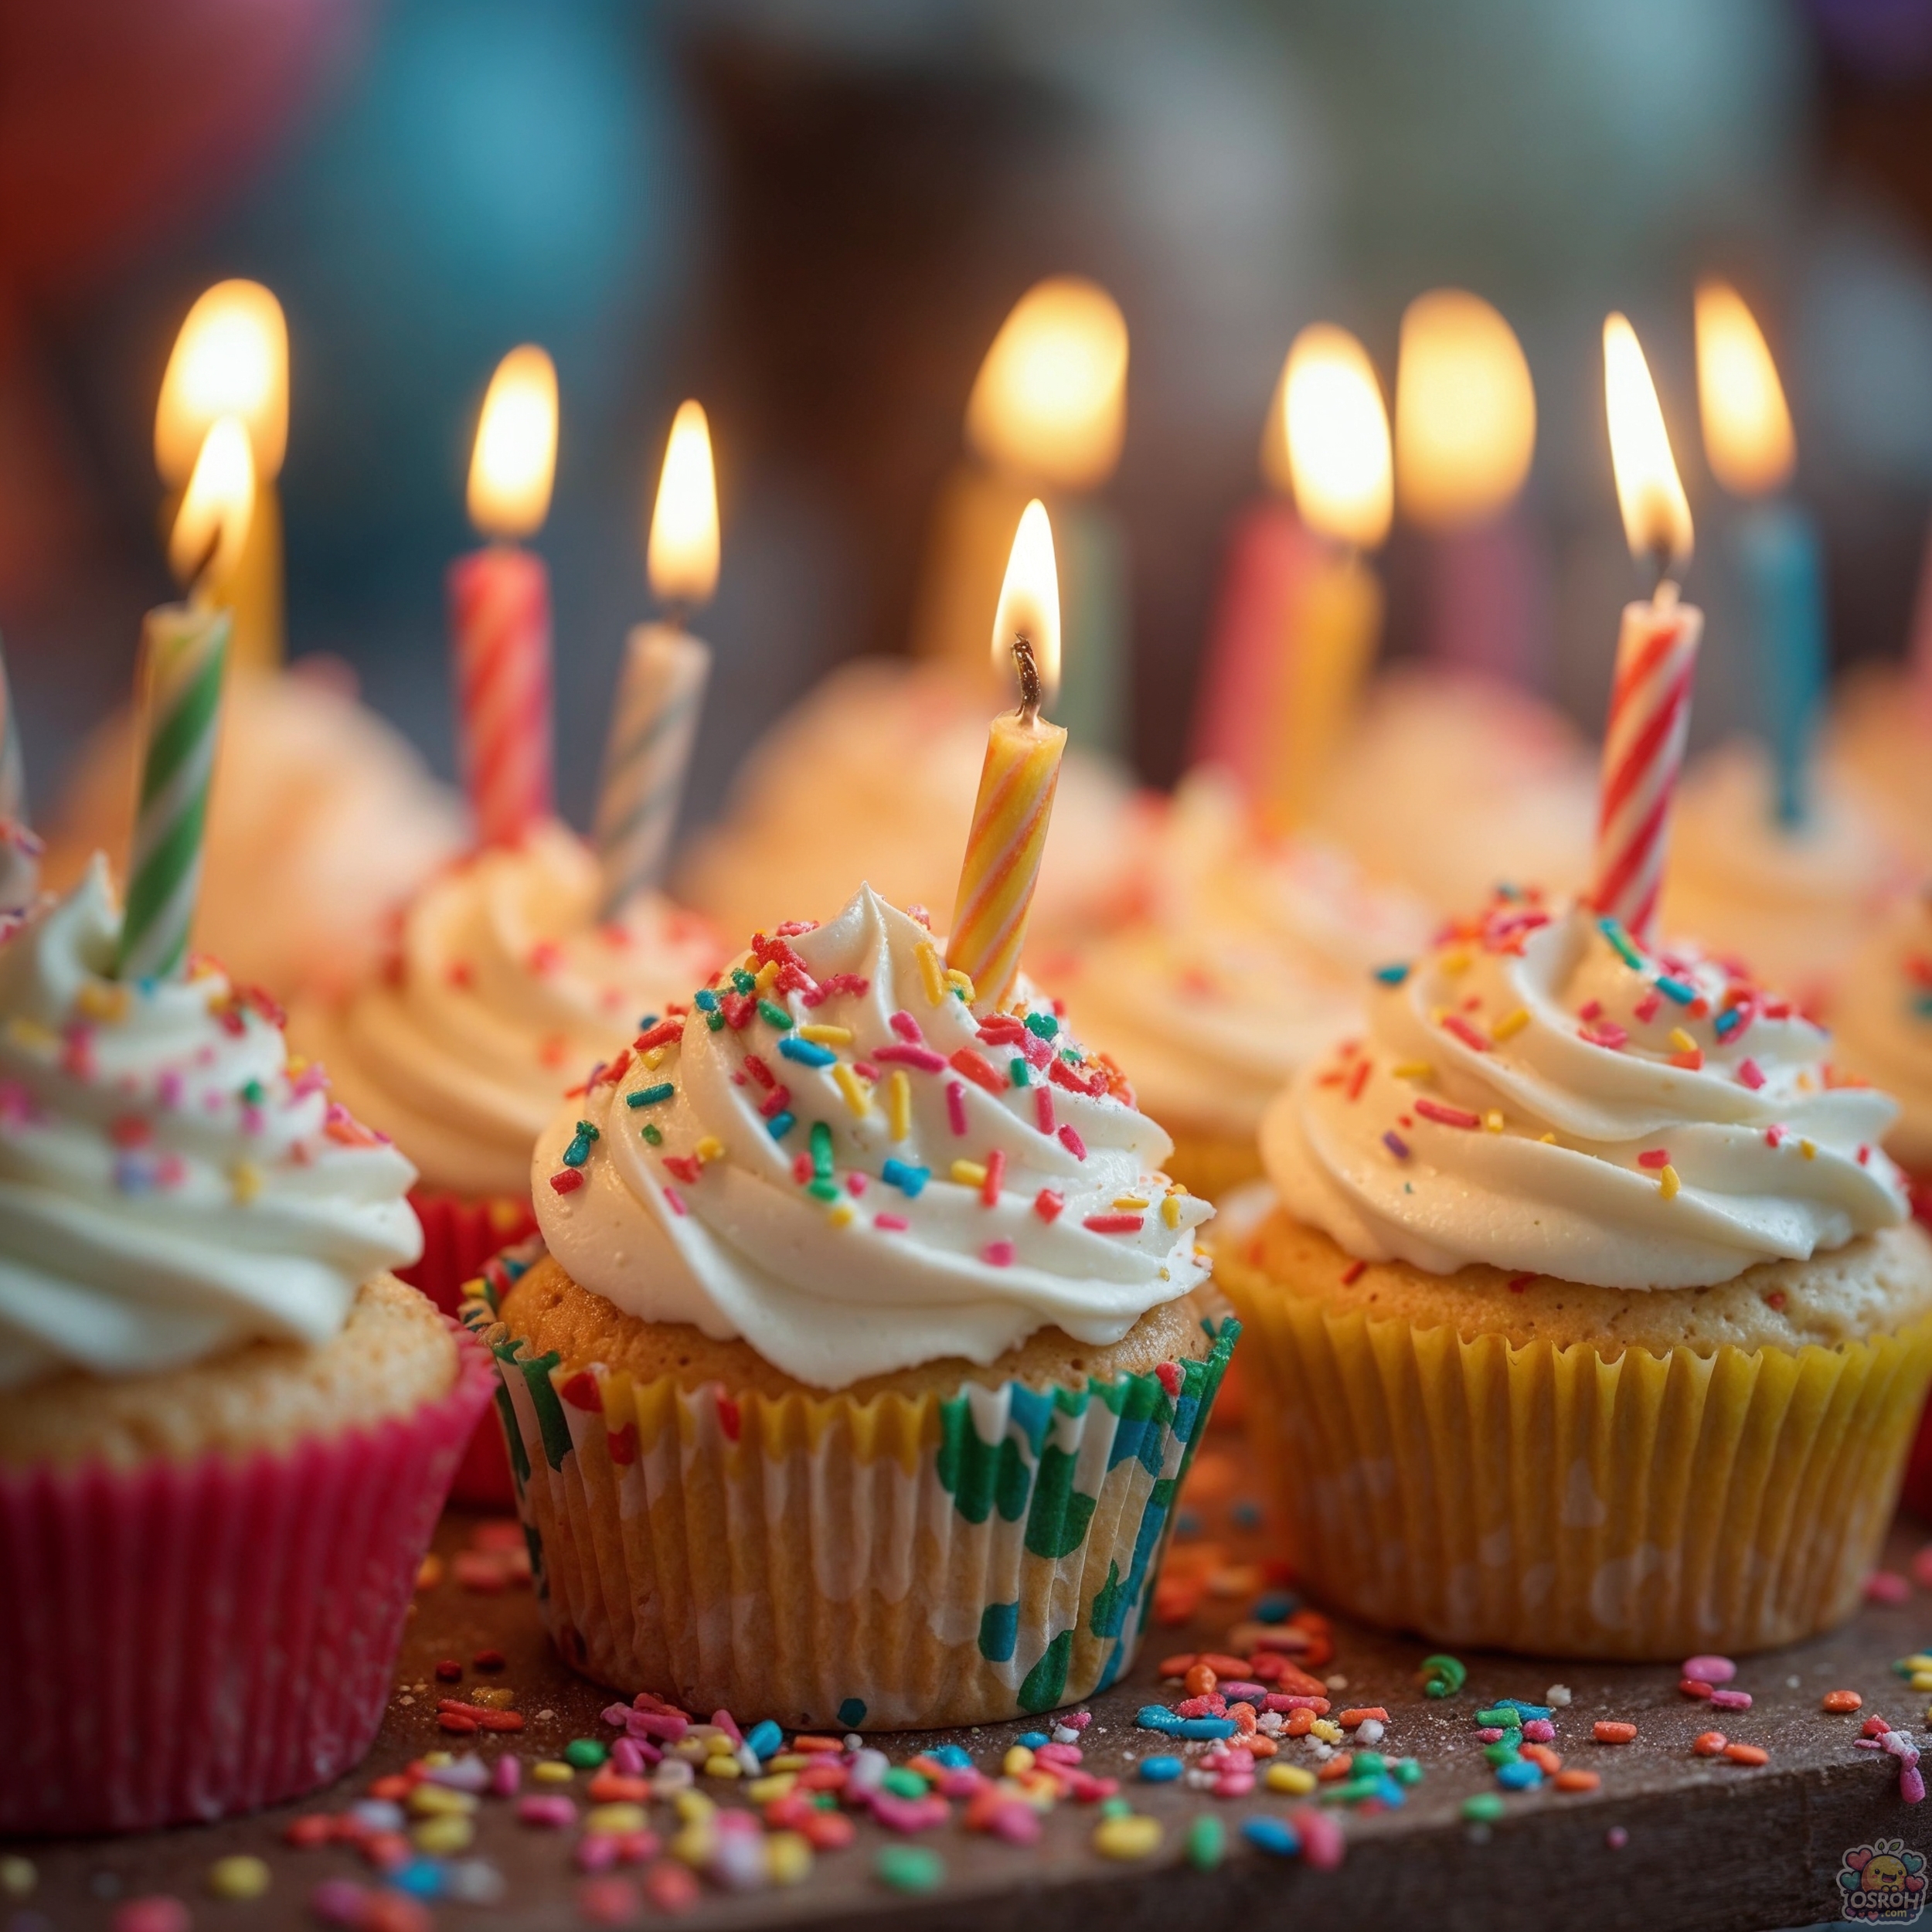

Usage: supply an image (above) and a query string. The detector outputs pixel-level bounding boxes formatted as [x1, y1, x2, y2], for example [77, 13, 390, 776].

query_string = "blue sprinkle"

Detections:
[745, 1719, 783, 1761]
[1373, 1774, 1408, 1808]
[1175, 1509, 1202, 1539]
[779, 1036, 837, 1068]
[837, 1697, 867, 1729]
[1231, 1499, 1263, 1529]
[1383, 1131, 1410, 1161]
[1597, 915, 1645, 970]
[930, 1745, 974, 1769]
[693, 988, 719, 1012]
[767, 1111, 797, 1141]
[1018, 1731, 1049, 1750]
[1241, 1817, 1301, 1857]
[389, 1861, 447, 1899]
[1714, 1007, 1743, 1039]
[1655, 976, 1696, 1005]
[1495, 1759, 1543, 1790]
[1253, 1591, 1298, 1624]
[1373, 962, 1412, 986]
[1135, 1706, 1183, 1734]
[1175, 1717, 1237, 1740]
[881, 1158, 930, 1197]
[627, 1083, 675, 1108]
[1138, 1756, 1184, 1783]
[637, 1013, 658, 1031]
[1497, 1699, 1552, 1721]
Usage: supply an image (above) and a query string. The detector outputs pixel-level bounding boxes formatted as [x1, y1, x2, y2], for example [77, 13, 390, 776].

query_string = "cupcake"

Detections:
[1661, 738, 1904, 1009]
[464, 883, 1234, 1729]
[677, 658, 1149, 948]
[1828, 661, 1932, 875]
[1049, 771, 1430, 1199]
[46, 658, 464, 1005]
[294, 819, 720, 1311]
[0, 859, 490, 1833]
[1216, 888, 1932, 1658]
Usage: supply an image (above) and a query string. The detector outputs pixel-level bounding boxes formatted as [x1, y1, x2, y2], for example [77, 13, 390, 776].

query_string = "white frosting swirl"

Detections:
[536, 885, 1214, 1389]
[295, 823, 720, 1201]
[0, 860, 423, 1389]
[1264, 893, 1906, 1288]
[1833, 887, 1932, 1175]
[1054, 774, 1430, 1137]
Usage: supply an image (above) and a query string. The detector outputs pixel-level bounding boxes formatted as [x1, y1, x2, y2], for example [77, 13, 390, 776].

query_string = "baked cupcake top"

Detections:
[1053, 774, 1429, 1138]
[532, 884, 1215, 1388]
[1263, 888, 1907, 1289]
[296, 821, 720, 1199]
[0, 859, 423, 1389]
[1833, 886, 1932, 1175]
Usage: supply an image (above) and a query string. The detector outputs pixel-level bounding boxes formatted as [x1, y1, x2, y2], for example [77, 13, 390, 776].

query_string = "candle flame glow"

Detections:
[1604, 313, 1693, 574]
[468, 345, 558, 539]
[647, 400, 719, 607]
[1279, 325, 1393, 549]
[1695, 280, 1795, 499]
[168, 417, 257, 598]
[155, 280, 288, 485]
[991, 499, 1061, 709]
[964, 277, 1128, 493]
[1395, 289, 1536, 530]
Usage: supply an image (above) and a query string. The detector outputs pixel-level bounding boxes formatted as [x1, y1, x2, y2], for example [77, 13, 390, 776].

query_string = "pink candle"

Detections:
[452, 345, 558, 848]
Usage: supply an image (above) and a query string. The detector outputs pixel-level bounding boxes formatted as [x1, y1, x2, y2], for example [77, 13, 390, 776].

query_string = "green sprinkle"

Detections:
[1462, 1793, 1505, 1822]
[810, 1119, 834, 1179]
[1097, 1795, 1133, 1821]
[1483, 1740, 1522, 1767]
[1392, 1757, 1423, 1786]
[1009, 1058, 1030, 1087]
[1024, 1011, 1059, 1040]
[240, 1078, 265, 1104]
[1475, 1706, 1519, 1728]
[757, 999, 794, 1031]
[563, 1738, 607, 1769]
[1184, 1814, 1225, 1871]
[880, 1767, 928, 1799]
[641, 1124, 664, 1145]
[731, 968, 757, 994]
[876, 1846, 944, 1895]
[705, 1010, 726, 1032]
[1420, 1653, 1468, 1698]
[1597, 914, 1645, 971]
[807, 1179, 839, 1202]
[627, 1083, 675, 1109]
[1351, 1752, 1386, 1777]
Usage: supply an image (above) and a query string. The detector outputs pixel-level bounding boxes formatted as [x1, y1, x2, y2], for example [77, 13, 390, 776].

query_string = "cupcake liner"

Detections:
[462, 1243, 1237, 1730]
[0, 1319, 494, 1835]
[402, 1187, 536, 1506]
[1903, 1178, 1932, 1519]
[1219, 1243, 1932, 1658]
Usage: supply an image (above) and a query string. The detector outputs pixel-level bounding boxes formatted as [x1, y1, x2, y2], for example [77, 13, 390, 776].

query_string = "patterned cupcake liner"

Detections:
[461, 1240, 1237, 1730]
[1219, 1242, 1932, 1659]
[0, 1318, 494, 1835]
[401, 1187, 536, 1505]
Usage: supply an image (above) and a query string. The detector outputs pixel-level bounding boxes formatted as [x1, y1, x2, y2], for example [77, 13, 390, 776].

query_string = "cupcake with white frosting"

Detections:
[1216, 886, 1932, 1658]
[1053, 773, 1430, 1198]
[463, 883, 1234, 1728]
[0, 860, 490, 1832]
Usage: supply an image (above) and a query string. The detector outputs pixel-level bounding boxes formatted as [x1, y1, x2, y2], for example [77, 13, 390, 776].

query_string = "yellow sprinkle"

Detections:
[768, 1754, 810, 1773]
[1310, 1718, 1342, 1743]
[798, 1024, 852, 1045]
[754, 960, 780, 992]
[409, 1784, 476, 1816]
[1668, 1028, 1698, 1054]
[643, 1046, 666, 1070]
[77, 981, 131, 1023]
[673, 1736, 710, 1762]
[1114, 1196, 1150, 1210]
[412, 1815, 474, 1855]
[951, 1159, 989, 1187]
[695, 1136, 726, 1164]
[1904, 1655, 1932, 1672]
[916, 941, 947, 1007]
[469, 1685, 516, 1709]
[587, 1803, 650, 1833]
[206, 1856, 270, 1901]
[1484, 1111, 1505, 1134]
[230, 1162, 263, 1205]
[1004, 1746, 1036, 1777]
[826, 1201, 855, 1228]
[1429, 1006, 1448, 1026]
[1659, 1164, 1681, 1200]
[1094, 1815, 1163, 1861]
[421, 1751, 454, 1768]
[832, 1063, 869, 1117]
[1491, 1007, 1529, 1042]
[1393, 1061, 1434, 1083]
[888, 1069, 912, 1141]
[1801, 1139, 1817, 1160]
[946, 968, 975, 1001]
[5, 1015, 56, 1052]
[532, 1761, 573, 1784]
[1797, 1071, 1816, 1092]
[669, 1825, 716, 1869]
[1265, 1763, 1318, 1796]
[1440, 949, 1472, 976]
[1162, 1195, 1182, 1229]
[1170, 1179, 1191, 1196]
[746, 1773, 798, 1804]
[1912, 1672, 1932, 1694]
[766, 1831, 813, 1886]
[674, 1790, 717, 1824]
[1539, 1132, 1558, 1145]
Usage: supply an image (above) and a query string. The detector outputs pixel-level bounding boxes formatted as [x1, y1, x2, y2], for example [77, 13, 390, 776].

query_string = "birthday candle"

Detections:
[947, 501, 1067, 1006]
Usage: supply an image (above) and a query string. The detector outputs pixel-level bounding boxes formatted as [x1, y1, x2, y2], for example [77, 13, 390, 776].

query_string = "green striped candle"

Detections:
[116, 604, 230, 981]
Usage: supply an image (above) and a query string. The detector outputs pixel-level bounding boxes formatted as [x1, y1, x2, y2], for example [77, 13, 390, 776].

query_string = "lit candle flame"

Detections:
[155, 280, 288, 485]
[1604, 313, 1693, 577]
[1395, 289, 1536, 530]
[468, 345, 559, 539]
[646, 400, 719, 608]
[1695, 280, 1795, 500]
[1278, 325, 1393, 550]
[991, 499, 1061, 712]
[168, 417, 257, 601]
[964, 277, 1128, 493]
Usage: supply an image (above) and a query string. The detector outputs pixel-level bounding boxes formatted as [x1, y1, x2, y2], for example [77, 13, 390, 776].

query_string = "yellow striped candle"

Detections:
[947, 500, 1066, 1007]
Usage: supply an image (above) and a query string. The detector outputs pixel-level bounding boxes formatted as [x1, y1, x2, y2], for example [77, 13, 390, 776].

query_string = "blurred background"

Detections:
[8, 0, 1932, 832]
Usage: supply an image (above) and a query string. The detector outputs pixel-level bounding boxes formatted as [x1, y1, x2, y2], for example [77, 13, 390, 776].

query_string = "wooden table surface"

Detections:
[12, 1420, 1930, 1932]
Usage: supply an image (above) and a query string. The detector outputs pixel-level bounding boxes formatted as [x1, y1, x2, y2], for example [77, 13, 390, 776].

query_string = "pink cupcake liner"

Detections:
[401, 1188, 536, 1506]
[0, 1318, 494, 1836]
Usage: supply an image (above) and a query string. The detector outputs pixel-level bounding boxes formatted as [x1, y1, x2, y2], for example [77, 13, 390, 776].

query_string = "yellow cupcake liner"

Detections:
[1162, 1126, 1265, 1203]
[461, 1244, 1236, 1729]
[1217, 1242, 1932, 1658]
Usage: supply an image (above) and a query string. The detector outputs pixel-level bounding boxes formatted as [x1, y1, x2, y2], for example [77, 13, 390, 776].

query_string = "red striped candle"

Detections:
[449, 545, 553, 847]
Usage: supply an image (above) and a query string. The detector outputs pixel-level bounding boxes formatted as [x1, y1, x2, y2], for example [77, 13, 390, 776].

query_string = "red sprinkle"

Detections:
[743, 1053, 775, 1090]
[1339, 1260, 1366, 1286]
[1345, 1056, 1372, 1100]
[1737, 1058, 1766, 1090]
[1034, 1087, 1056, 1135]
[1034, 1189, 1064, 1223]
[1637, 1148, 1671, 1170]
[950, 1047, 1008, 1096]
[889, 1010, 923, 1043]
[1442, 1015, 1491, 1053]
[984, 1240, 1015, 1267]
[1059, 1124, 1088, 1160]
[946, 1080, 968, 1134]
[1594, 1721, 1638, 1744]
[1414, 1097, 1481, 1131]
[874, 1213, 909, 1233]
[1579, 1022, 1630, 1050]
[875, 1043, 945, 1074]
[663, 1186, 686, 1218]
[1765, 1124, 1787, 1147]
[661, 1155, 702, 1185]
[549, 1169, 585, 1195]
[981, 1148, 1005, 1206]
[1083, 1213, 1145, 1235]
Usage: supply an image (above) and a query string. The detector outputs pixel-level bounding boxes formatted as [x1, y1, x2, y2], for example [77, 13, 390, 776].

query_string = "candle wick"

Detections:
[1653, 576, 1680, 614]
[1012, 635, 1041, 726]
[659, 602, 689, 634]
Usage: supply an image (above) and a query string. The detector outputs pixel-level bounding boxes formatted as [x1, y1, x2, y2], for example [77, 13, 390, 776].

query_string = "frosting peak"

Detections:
[535, 885, 1215, 1387]
[1264, 893, 1906, 1289]
[0, 860, 423, 1389]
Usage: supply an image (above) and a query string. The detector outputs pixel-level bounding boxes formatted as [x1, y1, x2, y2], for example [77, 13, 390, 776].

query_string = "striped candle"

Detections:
[594, 623, 711, 918]
[0, 638, 23, 824]
[116, 604, 231, 980]
[1587, 594, 1702, 947]
[449, 545, 553, 847]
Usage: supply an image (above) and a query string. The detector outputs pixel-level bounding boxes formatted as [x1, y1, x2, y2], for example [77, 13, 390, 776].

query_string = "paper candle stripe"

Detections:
[450, 546, 553, 848]
[1588, 598, 1701, 948]
[117, 605, 230, 981]
[0, 639, 22, 824]
[594, 624, 710, 919]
